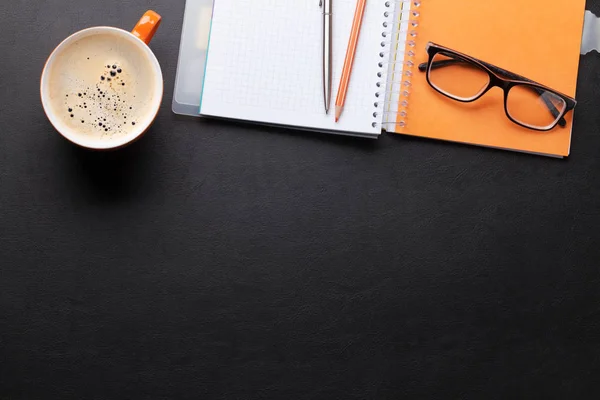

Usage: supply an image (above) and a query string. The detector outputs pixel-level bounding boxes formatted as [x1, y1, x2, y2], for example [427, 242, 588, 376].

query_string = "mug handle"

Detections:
[132, 10, 162, 45]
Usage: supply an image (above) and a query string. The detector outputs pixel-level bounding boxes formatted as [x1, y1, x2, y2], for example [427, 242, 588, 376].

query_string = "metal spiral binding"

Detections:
[372, 0, 422, 129]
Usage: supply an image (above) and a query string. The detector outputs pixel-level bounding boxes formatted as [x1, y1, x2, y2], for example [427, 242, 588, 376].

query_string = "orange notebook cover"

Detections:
[393, 0, 586, 157]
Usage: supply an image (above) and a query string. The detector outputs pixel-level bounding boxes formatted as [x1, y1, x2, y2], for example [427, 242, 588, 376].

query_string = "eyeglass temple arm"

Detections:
[418, 60, 567, 128]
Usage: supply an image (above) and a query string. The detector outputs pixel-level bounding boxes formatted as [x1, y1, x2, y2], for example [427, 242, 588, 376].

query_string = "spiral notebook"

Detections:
[199, 0, 585, 155]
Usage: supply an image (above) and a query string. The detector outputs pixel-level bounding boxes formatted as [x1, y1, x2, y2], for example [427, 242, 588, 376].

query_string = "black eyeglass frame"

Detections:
[418, 42, 577, 132]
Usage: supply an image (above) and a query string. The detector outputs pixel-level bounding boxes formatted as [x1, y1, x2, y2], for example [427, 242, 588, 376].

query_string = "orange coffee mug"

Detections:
[41, 11, 164, 149]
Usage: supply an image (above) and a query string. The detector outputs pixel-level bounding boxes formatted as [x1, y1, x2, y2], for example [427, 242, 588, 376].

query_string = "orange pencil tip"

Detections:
[335, 106, 342, 122]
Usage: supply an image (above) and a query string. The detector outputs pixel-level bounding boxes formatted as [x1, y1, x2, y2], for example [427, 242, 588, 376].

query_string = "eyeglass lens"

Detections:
[428, 52, 490, 101]
[506, 85, 566, 130]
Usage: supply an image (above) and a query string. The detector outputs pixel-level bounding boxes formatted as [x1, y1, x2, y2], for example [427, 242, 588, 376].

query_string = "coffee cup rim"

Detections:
[40, 26, 164, 150]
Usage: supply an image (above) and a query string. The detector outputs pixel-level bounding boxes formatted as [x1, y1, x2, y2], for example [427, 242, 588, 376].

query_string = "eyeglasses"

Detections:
[418, 42, 577, 131]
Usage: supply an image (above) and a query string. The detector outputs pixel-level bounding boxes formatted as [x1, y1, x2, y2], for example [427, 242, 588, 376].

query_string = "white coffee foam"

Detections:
[46, 31, 158, 140]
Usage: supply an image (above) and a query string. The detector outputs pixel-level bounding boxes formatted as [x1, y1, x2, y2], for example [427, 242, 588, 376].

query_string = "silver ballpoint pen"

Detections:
[319, 0, 333, 114]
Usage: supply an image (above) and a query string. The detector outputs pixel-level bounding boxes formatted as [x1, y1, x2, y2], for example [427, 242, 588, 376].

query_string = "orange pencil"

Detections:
[335, 0, 367, 122]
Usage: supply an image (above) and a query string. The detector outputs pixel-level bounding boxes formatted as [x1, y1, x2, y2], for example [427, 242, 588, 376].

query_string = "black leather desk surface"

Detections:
[2, 1, 600, 398]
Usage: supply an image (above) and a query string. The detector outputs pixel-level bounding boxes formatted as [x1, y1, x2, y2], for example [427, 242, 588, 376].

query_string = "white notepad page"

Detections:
[200, 0, 390, 136]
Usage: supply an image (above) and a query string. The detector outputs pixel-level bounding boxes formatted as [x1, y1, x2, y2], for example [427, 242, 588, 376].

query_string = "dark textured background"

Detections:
[2, 1, 600, 399]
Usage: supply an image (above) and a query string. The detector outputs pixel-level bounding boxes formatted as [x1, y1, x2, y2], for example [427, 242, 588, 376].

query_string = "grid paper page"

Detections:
[200, 0, 389, 136]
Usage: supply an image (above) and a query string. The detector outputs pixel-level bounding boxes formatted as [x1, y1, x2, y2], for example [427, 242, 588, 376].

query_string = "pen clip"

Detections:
[319, 0, 322, 7]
